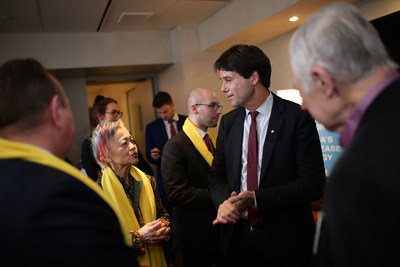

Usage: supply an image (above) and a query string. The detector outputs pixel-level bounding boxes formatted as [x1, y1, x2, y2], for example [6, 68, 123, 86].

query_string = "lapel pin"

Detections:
[271, 130, 275, 133]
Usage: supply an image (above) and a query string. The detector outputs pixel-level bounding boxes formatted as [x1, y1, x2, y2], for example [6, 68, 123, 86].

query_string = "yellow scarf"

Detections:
[102, 165, 166, 267]
[0, 138, 132, 247]
[182, 118, 216, 166]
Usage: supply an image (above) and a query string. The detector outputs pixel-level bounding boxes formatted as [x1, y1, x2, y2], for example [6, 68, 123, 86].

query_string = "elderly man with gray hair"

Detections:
[290, 2, 399, 266]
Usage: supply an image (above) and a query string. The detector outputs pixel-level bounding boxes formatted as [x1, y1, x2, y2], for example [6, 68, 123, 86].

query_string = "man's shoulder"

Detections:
[222, 107, 245, 119]
[165, 131, 190, 148]
[272, 93, 302, 112]
[146, 118, 163, 129]
[177, 114, 188, 120]
[0, 159, 97, 196]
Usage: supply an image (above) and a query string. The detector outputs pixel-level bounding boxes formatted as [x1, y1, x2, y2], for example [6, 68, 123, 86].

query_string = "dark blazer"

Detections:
[145, 114, 187, 210]
[208, 93, 326, 266]
[0, 159, 137, 266]
[161, 131, 220, 254]
[316, 78, 400, 267]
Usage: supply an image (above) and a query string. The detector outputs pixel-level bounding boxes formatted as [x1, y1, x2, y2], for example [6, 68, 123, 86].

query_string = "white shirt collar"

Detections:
[245, 91, 273, 117]
[163, 112, 179, 123]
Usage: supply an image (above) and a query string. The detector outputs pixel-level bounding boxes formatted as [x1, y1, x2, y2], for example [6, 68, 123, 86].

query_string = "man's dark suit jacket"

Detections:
[316, 78, 400, 267]
[161, 131, 220, 254]
[145, 114, 187, 210]
[0, 159, 137, 266]
[208, 93, 326, 266]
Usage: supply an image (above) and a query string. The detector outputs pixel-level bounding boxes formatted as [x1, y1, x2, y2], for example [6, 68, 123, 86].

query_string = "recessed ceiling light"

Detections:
[289, 16, 299, 22]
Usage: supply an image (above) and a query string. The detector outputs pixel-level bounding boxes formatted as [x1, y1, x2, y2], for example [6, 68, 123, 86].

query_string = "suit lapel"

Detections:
[260, 94, 285, 182]
[177, 115, 183, 131]
[158, 119, 168, 144]
[230, 109, 246, 192]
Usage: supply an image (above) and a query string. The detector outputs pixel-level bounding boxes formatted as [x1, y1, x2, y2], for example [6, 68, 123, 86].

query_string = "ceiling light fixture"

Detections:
[289, 16, 299, 22]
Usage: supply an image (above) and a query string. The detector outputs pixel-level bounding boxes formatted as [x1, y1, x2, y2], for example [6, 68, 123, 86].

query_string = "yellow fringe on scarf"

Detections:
[0, 138, 132, 247]
[182, 118, 216, 166]
[102, 165, 166, 267]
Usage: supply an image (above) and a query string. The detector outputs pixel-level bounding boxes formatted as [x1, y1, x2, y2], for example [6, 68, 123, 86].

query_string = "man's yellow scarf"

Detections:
[182, 118, 216, 166]
[0, 138, 132, 247]
[101, 165, 166, 267]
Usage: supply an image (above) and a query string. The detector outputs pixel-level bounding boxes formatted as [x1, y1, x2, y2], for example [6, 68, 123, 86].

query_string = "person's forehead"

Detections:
[156, 104, 172, 112]
[114, 126, 130, 139]
[219, 69, 238, 77]
[203, 93, 218, 103]
[106, 102, 119, 110]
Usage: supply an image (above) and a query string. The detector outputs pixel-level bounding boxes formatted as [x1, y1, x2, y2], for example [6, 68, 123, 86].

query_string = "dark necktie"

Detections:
[247, 111, 259, 225]
[169, 120, 176, 138]
[204, 134, 213, 155]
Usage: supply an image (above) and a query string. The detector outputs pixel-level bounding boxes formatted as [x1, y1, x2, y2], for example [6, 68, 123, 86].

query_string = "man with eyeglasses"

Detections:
[161, 88, 223, 266]
[208, 44, 326, 266]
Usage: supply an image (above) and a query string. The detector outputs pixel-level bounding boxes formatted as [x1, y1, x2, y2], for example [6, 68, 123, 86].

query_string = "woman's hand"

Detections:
[137, 219, 170, 245]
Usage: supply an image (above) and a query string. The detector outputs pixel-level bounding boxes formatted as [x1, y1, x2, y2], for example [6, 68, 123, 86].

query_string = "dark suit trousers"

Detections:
[226, 219, 272, 267]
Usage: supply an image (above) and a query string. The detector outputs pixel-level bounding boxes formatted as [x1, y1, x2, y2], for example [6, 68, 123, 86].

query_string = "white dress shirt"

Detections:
[240, 93, 273, 193]
[163, 112, 179, 139]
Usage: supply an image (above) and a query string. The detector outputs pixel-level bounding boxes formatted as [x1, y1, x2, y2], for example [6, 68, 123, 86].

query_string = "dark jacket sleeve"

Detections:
[255, 108, 326, 215]
[208, 115, 235, 208]
[145, 123, 159, 165]
[162, 136, 213, 208]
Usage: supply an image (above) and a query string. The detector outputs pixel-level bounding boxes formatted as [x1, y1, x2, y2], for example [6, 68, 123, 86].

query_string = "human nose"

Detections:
[129, 142, 137, 151]
[220, 82, 227, 93]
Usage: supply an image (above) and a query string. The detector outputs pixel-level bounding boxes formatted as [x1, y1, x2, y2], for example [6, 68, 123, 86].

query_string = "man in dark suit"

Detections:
[208, 44, 326, 266]
[162, 88, 223, 266]
[289, 3, 400, 266]
[0, 58, 137, 266]
[145, 91, 187, 211]
[145, 91, 187, 265]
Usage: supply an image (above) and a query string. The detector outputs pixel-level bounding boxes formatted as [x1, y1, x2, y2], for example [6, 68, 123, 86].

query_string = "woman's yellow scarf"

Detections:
[0, 138, 132, 246]
[101, 165, 166, 267]
[182, 118, 216, 166]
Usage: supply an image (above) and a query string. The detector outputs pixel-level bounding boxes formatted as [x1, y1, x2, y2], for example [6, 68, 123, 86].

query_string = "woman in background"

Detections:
[92, 120, 170, 267]
[81, 95, 152, 181]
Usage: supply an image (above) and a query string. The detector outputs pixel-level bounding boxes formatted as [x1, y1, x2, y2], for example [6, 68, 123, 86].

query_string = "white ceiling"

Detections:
[0, 0, 229, 33]
[0, 0, 359, 79]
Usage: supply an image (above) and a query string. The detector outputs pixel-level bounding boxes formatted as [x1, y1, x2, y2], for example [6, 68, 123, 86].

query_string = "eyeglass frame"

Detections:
[195, 103, 223, 112]
[104, 110, 123, 117]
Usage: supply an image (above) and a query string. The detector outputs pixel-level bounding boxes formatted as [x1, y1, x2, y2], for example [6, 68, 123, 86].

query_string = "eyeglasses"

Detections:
[195, 103, 223, 111]
[104, 110, 123, 117]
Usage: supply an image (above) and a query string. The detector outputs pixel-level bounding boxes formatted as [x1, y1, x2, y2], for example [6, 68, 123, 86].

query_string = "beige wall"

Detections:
[0, 31, 174, 69]
[58, 77, 90, 164]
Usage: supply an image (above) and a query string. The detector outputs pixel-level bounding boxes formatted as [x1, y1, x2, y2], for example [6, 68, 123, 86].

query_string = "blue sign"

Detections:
[316, 121, 344, 176]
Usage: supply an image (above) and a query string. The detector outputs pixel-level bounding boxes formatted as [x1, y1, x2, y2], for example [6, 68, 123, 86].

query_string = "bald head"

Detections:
[187, 88, 208, 115]
[187, 88, 222, 131]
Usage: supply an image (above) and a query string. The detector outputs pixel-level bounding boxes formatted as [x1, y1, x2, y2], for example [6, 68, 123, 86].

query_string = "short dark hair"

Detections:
[0, 58, 66, 130]
[214, 44, 272, 89]
[152, 91, 172, 108]
[91, 95, 117, 125]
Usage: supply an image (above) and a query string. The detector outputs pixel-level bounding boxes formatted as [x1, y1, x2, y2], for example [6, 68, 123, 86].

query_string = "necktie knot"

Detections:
[250, 111, 258, 121]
